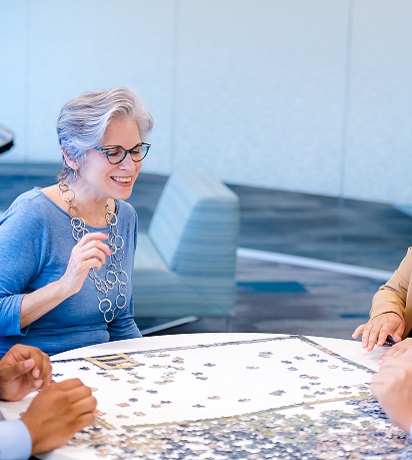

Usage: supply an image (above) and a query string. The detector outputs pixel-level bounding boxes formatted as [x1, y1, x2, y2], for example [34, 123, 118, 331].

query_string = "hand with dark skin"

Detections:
[0, 345, 97, 456]
[0, 344, 52, 402]
[21, 378, 97, 455]
[352, 313, 404, 351]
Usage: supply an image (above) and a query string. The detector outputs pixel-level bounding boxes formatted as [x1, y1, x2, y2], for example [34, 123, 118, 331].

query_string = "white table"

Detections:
[1, 333, 408, 460]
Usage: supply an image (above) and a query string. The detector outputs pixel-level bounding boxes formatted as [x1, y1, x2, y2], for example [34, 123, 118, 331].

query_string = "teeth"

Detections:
[113, 177, 132, 183]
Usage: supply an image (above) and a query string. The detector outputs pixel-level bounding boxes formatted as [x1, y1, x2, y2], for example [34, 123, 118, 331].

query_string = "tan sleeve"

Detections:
[370, 247, 412, 323]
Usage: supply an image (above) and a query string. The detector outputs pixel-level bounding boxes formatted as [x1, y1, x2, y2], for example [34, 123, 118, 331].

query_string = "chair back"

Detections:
[148, 168, 239, 278]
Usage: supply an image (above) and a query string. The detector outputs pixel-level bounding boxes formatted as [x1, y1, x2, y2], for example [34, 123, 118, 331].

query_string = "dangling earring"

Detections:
[72, 168, 78, 181]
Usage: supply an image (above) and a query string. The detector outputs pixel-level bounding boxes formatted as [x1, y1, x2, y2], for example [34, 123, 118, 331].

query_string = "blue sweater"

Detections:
[0, 188, 141, 357]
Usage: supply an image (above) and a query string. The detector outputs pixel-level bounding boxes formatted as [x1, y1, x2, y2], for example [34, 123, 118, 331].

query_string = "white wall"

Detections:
[1, 0, 411, 204]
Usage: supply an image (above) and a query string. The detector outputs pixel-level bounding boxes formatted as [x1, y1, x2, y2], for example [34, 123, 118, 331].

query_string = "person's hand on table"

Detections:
[352, 313, 404, 351]
[376, 338, 412, 365]
[0, 344, 52, 402]
[371, 347, 412, 434]
[21, 378, 97, 456]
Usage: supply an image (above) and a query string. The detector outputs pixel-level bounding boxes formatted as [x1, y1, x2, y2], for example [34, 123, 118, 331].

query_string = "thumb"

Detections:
[393, 325, 404, 343]
[2, 359, 35, 381]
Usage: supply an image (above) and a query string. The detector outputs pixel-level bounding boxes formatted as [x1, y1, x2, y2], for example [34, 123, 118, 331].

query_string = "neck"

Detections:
[60, 181, 115, 228]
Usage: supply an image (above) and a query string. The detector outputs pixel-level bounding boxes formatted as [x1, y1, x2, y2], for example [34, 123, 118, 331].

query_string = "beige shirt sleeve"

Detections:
[370, 247, 412, 338]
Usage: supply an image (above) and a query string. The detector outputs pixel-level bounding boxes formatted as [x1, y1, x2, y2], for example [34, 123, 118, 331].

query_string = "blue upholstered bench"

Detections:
[133, 169, 240, 323]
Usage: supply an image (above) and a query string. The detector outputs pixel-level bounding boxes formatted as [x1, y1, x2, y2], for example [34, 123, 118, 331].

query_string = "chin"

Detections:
[113, 189, 133, 200]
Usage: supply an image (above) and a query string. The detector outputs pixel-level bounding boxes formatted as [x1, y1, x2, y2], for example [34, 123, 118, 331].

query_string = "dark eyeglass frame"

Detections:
[96, 142, 151, 165]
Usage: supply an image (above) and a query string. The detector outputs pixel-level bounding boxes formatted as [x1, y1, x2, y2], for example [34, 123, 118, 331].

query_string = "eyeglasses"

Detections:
[96, 142, 151, 165]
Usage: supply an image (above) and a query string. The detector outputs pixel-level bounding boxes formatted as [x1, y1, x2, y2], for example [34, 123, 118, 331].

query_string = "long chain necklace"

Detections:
[59, 182, 128, 323]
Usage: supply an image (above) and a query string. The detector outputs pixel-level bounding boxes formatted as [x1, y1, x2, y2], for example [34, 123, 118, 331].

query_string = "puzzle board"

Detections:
[4, 335, 412, 459]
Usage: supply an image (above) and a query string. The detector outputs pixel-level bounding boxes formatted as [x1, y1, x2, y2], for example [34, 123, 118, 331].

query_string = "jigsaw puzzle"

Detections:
[9, 335, 412, 459]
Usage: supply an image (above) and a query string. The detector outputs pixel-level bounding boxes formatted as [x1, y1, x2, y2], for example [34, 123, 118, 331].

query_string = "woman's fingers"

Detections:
[76, 232, 109, 247]
[61, 232, 114, 295]
[75, 234, 112, 256]
[76, 244, 111, 267]
[360, 323, 379, 351]
[352, 324, 365, 339]
[393, 324, 404, 343]
[71, 234, 112, 268]
[376, 324, 393, 348]
[353, 314, 405, 352]
[365, 327, 379, 351]
[353, 323, 380, 350]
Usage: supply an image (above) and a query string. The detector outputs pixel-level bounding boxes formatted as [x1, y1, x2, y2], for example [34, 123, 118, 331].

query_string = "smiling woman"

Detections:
[0, 88, 153, 358]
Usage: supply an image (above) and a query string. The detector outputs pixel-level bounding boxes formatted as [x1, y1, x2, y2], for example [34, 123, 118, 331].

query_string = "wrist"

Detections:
[56, 277, 73, 300]
[377, 311, 403, 319]
[20, 413, 38, 455]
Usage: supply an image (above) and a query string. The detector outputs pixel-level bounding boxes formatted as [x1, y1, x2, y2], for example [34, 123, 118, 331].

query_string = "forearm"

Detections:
[370, 286, 407, 320]
[20, 279, 71, 329]
[371, 251, 412, 320]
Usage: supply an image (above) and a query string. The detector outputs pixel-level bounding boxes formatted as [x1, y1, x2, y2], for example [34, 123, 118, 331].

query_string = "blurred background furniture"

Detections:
[133, 168, 240, 334]
[0, 125, 14, 154]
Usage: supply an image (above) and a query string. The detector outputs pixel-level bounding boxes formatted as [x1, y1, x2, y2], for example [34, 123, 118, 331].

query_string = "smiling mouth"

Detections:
[112, 176, 132, 183]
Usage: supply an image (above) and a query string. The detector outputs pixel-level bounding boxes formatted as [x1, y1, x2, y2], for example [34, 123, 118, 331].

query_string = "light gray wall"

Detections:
[1, 0, 411, 204]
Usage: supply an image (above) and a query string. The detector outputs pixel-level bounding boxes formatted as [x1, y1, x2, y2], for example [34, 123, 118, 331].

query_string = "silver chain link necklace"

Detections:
[59, 182, 128, 323]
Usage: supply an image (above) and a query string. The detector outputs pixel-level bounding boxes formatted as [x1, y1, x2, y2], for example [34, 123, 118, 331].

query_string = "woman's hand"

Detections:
[20, 232, 113, 328]
[352, 313, 405, 351]
[59, 232, 112, 297]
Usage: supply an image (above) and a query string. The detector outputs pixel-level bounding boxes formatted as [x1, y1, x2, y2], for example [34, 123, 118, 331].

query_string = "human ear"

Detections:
[61, 148, 79, 172]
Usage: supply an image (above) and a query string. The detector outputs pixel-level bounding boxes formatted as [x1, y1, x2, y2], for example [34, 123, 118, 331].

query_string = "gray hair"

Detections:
[57, 87, 153, 183]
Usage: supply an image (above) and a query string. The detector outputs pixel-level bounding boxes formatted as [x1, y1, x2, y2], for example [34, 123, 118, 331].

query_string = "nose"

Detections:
[118, 151, 135, 170]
